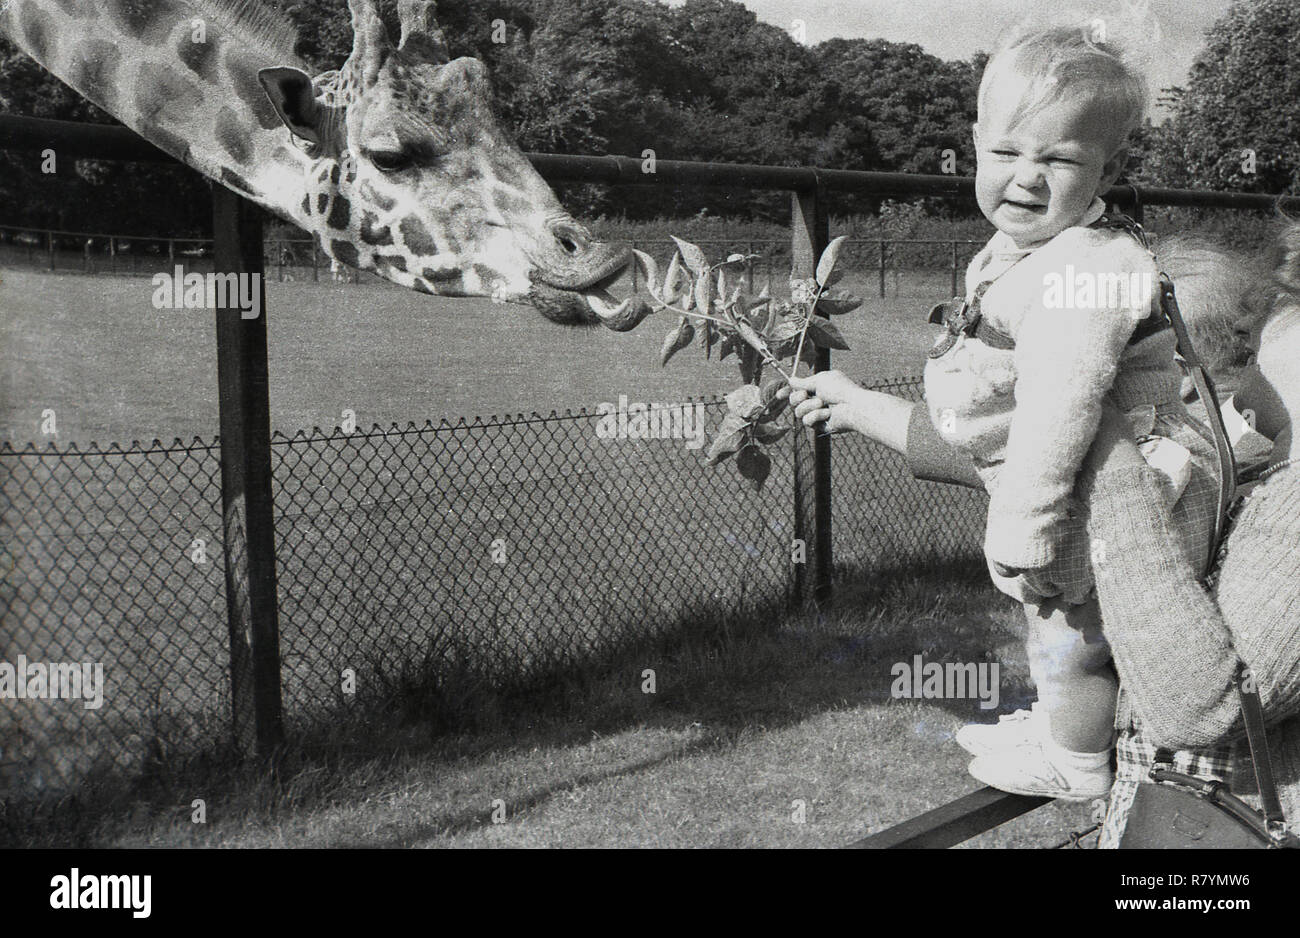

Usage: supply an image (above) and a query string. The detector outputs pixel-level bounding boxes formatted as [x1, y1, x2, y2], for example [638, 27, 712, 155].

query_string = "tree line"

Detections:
[0, 0, 1294, 237]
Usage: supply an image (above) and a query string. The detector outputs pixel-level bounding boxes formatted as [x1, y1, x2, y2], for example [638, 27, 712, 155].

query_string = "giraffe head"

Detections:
[257, 0, 648, 330]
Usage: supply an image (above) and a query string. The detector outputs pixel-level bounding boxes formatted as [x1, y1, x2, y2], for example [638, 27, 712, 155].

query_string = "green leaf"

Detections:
[662, 251, 684, 304]
[753, 420, 791, 444]
[815, 291, 863, 316]
[816, 235, 848, 287]
[734, 318, 773, 360]
[717, 266, 728, 302]
[736, 445, 772, 491]
[739, 345, 761, 384]
[797, 340, 818, 369]
[805, 318, 850, 350]
[694, 270, 712, 317]
[660, 316, 695, 366]
[633, 249, 658, 299]
[707, 413, 749, 465]
[758, 376, 787, 411]
[671, 236, 709, 277]
[768, 315, 804, 344]
[725, 384, 764, 420]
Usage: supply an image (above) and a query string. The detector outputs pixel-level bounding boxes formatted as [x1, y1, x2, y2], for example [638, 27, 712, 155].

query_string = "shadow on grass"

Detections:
[3, 552, 1031, 847]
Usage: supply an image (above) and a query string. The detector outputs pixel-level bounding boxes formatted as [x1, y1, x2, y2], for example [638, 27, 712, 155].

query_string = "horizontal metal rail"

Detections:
[3, 114, 1299, 212]
[848, 788, 1053, 849]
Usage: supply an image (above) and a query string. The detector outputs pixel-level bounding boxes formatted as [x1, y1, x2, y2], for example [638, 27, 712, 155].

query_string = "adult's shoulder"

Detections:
[1216, 466, 1300, 599]
[1232, 465, 1300, 533]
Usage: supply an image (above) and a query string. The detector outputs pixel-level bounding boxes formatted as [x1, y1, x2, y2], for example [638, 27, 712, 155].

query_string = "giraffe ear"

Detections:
[258, 67, 323, 147]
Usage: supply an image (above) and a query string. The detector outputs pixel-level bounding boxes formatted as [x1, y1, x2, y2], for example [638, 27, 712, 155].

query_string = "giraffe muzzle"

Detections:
[527, 277, 654, 332]
[526, 231, 652, 331]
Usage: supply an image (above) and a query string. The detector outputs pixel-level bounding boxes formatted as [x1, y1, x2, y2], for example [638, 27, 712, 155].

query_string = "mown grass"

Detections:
[0, 259, 1060, 848]
[2, 560, 1097, 849]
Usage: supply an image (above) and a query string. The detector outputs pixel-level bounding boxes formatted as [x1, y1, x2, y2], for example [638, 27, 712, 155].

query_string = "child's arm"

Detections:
[984, 232, 1157, 570]
[783, 371, 913, 453]
[782, 373, 985, 488]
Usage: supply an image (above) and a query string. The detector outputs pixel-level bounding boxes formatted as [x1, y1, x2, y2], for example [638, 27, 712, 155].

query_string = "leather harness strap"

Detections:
[927, 213, 1171, 360]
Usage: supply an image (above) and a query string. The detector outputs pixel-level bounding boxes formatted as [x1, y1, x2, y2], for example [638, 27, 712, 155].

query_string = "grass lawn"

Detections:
[0, 261, 949, 446]
[8, 566, 1094, 849]
[2, 259, 1068, 848]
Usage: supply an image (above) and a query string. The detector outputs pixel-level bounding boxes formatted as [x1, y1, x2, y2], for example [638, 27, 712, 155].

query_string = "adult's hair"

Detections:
[1156, 233, 1272, 375]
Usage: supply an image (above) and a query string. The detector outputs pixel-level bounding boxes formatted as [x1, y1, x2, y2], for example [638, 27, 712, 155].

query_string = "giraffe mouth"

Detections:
[528, 269, 653, 331]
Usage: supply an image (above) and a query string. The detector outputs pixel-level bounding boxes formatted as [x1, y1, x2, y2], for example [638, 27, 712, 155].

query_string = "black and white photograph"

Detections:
[1, 0, 1297, 911]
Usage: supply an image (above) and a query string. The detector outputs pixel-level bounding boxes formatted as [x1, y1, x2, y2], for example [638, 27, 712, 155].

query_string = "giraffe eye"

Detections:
[365, 148, 412, 173]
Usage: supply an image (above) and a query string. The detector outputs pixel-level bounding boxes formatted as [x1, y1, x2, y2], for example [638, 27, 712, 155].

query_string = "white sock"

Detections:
[1043, 734, 1113, 772]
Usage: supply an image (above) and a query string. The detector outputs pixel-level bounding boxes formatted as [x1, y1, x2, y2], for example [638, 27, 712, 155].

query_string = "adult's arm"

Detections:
[1081, 408, 1300, 748]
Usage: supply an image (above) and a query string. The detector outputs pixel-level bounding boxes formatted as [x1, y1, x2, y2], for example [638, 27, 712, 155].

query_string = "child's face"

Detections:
[974, 82, 1126, 248]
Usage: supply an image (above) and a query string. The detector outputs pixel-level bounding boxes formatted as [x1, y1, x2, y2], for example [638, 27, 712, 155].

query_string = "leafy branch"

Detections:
[632, 236, 861, 490]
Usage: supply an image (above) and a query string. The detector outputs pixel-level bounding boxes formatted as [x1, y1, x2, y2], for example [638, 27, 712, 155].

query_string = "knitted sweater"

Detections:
[923, 202, 1186, 570]
[905, 408, 1300, 827]
[1083, 462, 1300, 826]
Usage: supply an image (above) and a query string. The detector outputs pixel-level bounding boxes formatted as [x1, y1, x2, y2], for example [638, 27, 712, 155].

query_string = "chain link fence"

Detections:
[833, 377, 987, 570]
[1, 378, 986, 797]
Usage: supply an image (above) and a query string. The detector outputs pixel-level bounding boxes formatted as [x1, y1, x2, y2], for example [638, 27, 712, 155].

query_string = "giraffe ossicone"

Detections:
[1, 0, 651, 330]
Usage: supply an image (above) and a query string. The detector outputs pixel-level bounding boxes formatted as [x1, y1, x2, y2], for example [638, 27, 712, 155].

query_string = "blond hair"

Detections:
[978, 25, 1149, 153]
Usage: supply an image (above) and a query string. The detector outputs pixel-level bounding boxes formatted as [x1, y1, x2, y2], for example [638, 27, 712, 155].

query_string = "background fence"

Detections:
[0, 376, 985, 795]
[0, 223, 983, 296]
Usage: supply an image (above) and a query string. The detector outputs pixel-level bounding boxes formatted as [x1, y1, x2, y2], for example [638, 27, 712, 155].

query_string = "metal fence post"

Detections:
[878, 240, 886, 298]
[1108, 184, 1144, 225]
[212, 187, 284, 759]
[951, 241, 959, 297]
[46, 229, 54, 270]
[791, 186, 833, 607]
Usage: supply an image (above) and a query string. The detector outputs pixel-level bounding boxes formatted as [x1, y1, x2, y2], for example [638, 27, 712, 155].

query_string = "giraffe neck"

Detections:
[2, 0, 313, 227]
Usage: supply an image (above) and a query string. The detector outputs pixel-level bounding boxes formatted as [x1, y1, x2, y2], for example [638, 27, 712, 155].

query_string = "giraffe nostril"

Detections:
[551, 221, 590, 256]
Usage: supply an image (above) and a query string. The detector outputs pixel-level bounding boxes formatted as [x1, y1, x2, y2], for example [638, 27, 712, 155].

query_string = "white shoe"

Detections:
[954, 704, 1043, 757]
[968, 740, 1114, 802]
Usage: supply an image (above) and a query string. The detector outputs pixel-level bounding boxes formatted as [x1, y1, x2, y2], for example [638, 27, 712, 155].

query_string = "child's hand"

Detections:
[779, 371, 861, 433]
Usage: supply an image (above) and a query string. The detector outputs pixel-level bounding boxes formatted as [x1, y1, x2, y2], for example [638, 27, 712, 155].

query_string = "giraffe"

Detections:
[0, 0, 651, 329]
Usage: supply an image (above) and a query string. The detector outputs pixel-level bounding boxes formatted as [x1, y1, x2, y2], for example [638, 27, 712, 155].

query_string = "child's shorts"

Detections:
[989, 402, 1221, 606]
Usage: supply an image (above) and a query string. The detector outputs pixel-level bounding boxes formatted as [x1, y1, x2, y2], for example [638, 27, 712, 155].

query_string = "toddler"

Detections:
[789, 26, 1219, 800]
